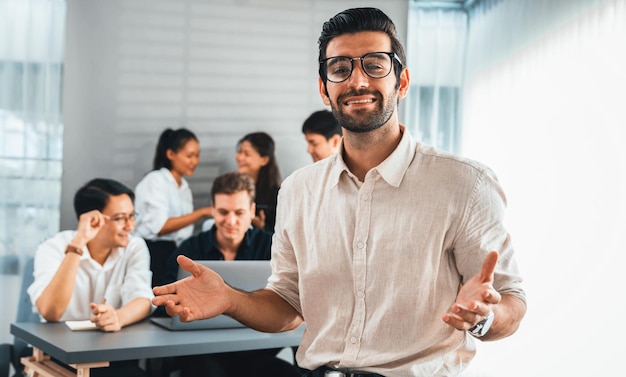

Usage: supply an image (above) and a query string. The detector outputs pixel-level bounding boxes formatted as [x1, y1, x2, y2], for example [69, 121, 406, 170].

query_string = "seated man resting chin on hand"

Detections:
[28, 178, 153, 377]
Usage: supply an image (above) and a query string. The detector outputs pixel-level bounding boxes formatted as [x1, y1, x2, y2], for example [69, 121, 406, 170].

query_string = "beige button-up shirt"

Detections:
[267, 126, 525, 376]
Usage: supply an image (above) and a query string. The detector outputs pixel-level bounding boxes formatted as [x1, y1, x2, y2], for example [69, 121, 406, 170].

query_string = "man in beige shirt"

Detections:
[153, 7, 526, 377]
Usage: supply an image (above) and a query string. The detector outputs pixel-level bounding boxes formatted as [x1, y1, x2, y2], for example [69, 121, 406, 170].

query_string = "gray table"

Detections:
[11, 320, 304, 376]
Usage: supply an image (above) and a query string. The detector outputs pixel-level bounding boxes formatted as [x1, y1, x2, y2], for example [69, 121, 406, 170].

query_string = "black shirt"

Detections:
[164, 225, 273, 284]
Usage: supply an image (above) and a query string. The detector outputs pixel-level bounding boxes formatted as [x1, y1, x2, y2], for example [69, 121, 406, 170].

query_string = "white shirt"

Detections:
[27, 230, 154, 321]
[267, 126, 525, 376]
[133, 168, 194, 246]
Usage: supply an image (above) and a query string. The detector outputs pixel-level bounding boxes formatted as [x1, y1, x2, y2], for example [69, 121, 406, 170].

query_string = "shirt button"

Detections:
[357, 242, 364, 249]
[350, 337, 358, 344]
[357, 292, 365, 299]
[361, 194, 369, 201]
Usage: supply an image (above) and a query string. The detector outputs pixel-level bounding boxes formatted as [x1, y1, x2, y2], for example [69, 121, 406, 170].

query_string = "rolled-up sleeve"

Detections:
[266, 175, 302, 314]
[453, 166, 526, 304]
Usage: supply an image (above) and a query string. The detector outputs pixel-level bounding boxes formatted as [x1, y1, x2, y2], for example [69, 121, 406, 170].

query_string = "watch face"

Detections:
[470, 311, 494, 337]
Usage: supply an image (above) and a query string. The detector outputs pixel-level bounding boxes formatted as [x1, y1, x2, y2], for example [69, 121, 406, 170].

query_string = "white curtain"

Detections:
[0, 0, 65, 344]
[405, 4, 467, 152]
[460, 0, 626, 376]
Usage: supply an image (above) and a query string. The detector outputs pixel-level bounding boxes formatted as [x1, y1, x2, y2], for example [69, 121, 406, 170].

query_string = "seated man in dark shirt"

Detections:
[166, 171, 272, 277]
[164, 171, 299, 377]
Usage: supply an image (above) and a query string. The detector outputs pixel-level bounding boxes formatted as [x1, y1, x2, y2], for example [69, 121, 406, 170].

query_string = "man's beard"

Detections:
[330, 89, 396, 133]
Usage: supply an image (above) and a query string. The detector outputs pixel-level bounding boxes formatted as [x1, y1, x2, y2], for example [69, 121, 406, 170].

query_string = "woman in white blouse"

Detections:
[134, 128, 212, 287]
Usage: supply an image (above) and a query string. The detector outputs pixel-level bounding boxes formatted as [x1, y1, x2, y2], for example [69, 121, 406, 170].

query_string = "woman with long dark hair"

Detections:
[134, 128, 212, 287]
[235, 132, 281, 232]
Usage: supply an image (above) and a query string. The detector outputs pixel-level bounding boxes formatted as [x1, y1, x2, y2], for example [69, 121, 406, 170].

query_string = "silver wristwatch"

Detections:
[468, 311, 494, 338]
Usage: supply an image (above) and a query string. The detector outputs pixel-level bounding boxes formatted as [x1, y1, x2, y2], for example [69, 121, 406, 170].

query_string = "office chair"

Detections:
[0, 344, 9, 377]
[0, 257, 40, 377]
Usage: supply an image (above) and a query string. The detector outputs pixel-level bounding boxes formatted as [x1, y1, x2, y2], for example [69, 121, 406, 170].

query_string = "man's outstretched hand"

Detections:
[152, 255, 231, 322]
[442, 251, 501, 331]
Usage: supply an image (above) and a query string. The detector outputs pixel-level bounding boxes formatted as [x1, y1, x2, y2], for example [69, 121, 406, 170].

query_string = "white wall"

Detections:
[460, 0, 626, 375]
[60, 0, 408, 229]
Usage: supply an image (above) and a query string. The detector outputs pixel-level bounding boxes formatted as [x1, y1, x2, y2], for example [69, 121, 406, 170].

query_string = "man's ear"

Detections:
[319, 77, 331, 106]
[397, 67, 410, 100]
[329, 134, 342, 148]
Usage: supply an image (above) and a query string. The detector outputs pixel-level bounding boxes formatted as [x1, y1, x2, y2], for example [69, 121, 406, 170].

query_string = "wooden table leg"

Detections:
[21, 347, 109, 377]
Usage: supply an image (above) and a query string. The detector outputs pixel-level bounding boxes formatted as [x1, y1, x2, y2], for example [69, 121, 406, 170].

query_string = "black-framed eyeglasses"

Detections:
[109, 212, 138, 226]
[320, 52, 403, 83]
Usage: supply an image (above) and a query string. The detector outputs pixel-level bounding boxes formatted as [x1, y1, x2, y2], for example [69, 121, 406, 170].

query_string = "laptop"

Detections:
[150, 260, 273, 330]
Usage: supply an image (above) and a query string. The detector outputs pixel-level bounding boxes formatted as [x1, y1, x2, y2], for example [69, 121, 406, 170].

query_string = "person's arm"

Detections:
[442, 251, 527, 341]
[136, 172, 212, 237]
[250, 208, 266, 230]
[89, 237, 153, 331]
[36, 251, 80, 322]
[480, 293, 526, 340]
[36, 210, 107, 322]
[90, 297, 152, 332]
[153, 255, 303, 333]
[158, 206, 213, 236]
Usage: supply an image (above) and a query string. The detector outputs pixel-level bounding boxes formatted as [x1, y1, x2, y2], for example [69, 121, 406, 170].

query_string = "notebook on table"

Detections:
[150, 260, 272, 331]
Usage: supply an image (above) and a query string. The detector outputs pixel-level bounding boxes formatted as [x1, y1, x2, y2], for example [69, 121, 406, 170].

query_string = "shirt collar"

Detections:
[161, 167, 189, 190]
[328, 125, 416, 188]
[208, 225, 253, 259]
[85, 246, 123, 269]
[376, 125, 416, 187]
[328, 151, 347, 189]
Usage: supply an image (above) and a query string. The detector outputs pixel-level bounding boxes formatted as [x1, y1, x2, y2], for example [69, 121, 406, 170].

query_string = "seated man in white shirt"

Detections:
[28, 178, 153, 377]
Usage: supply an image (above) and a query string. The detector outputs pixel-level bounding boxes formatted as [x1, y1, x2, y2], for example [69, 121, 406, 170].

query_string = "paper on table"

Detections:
[65, 320, 98, 331]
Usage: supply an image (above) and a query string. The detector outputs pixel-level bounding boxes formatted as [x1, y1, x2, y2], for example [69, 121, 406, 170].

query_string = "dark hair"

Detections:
[211, 172, 256, 204]
[302, 110, 342, 139]
[237, 132, 281, 205]
[318, 7, 406, 91]
[152, 128, 198, 170]
[73, 178, 135, 219]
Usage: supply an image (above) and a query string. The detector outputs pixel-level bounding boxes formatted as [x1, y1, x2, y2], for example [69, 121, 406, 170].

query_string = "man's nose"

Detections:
[346, 61, 370, 87]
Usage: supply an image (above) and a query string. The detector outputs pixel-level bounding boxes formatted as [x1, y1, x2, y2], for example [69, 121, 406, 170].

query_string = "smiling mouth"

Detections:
[346, 98, 375, 105]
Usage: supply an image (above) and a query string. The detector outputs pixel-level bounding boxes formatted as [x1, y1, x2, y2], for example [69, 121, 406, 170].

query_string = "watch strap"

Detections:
[65, 244, 84, 256]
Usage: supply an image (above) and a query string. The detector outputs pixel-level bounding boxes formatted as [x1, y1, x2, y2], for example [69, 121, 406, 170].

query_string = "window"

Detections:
[0, 0, 65, 254]
[404, 4, 467, 153]
[405, 84, 461, 152]
[0, 0, 66, 344]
